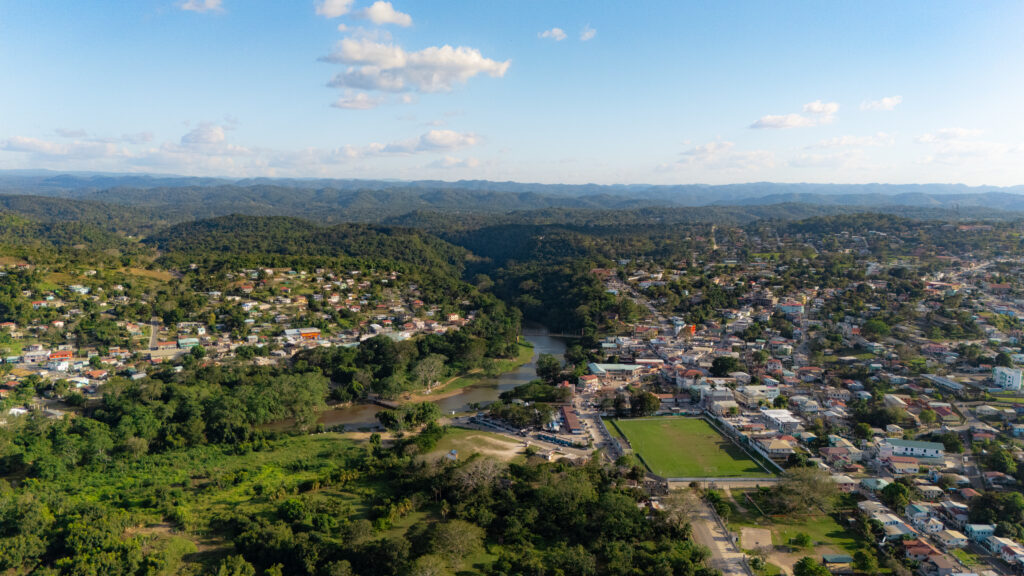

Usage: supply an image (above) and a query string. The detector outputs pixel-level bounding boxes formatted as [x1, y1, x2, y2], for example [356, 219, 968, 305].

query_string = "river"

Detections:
[312, 326, 567, 430]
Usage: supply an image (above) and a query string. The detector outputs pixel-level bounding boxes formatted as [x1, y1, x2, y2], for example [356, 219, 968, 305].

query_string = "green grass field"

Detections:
[613, 417, 768, 478]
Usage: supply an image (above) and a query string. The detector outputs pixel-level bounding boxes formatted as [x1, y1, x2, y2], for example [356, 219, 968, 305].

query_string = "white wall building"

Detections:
[994, 366, 1023, 391]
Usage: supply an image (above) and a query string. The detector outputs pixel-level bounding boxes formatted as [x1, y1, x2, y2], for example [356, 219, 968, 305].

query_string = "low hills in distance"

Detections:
[2, 170, 1024, 227]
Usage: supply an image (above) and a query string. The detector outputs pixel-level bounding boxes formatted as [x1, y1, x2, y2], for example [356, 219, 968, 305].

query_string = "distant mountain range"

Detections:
[1, 170, 1023, 224]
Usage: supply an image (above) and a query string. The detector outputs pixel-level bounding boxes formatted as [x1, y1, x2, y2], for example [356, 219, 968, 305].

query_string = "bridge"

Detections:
[366, 396, 401, 409]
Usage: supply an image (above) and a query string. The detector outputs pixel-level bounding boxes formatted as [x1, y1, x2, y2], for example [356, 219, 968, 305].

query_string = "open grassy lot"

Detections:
[613, 417, 767, 478]
[426, 427, 526, 463]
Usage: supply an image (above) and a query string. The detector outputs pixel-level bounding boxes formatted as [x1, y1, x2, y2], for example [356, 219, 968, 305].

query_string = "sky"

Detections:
[2, 0, 1024, 185]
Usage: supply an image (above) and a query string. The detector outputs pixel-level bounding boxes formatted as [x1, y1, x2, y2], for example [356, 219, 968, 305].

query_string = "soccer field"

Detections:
[613, 417, 769, 478]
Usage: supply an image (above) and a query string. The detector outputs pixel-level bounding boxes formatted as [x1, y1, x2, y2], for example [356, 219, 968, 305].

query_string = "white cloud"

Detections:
[357, 1, 412, 27]
[316, 0, 354, 18]
[180, 0, 222, 13]
[659, 141, 774, 173]
[916, 128, 983, 143]
[789, 149, 869, 169]
[860, 95, 903, 111]
[382, 129, 478, 153]
[750, 114, 815, 129]
[332, 92, 381, 110]
[810, 132, 894, 149]
[539, 28, 567, 41]
[802, 100, 839, 118]
[0, 136, 121, 159]
[0, 125, 482, 177]
[324, 37, 510, 95]
[913, 128, 1021, 167]
[430, 156, 480, 169]
[750, 100, 838, 129]
[580, 24, 596, 41]
[181, 123, 226, 145]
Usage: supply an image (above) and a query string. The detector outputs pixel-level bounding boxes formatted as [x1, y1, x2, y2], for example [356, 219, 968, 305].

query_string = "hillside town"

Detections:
[0, 262, 473, 410]
[537, 247, 1024, 576]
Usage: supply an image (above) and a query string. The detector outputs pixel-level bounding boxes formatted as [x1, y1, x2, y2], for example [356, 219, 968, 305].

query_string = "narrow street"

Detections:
[685, 491, 752, 576]
[148, 317, 162, 350]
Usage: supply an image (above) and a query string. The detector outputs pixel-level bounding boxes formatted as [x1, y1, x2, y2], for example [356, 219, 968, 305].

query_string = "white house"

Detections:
[878, 438, 945, 460]
[994, 366, 1023, 391]
[937, 530, 968, 549]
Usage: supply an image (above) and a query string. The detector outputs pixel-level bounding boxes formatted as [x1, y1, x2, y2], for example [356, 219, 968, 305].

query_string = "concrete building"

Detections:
[993, 366, 1023, 391]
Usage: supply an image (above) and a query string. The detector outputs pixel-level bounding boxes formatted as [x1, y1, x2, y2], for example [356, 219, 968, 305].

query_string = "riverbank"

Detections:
[401, 342, 535, 404]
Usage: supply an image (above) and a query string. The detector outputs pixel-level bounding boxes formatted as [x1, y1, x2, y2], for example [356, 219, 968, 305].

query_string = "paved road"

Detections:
[685, 491, 752, 576]
[148, 317, 161, 349]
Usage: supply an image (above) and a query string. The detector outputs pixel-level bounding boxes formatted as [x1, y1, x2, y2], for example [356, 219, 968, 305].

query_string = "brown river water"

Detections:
[307, 326, 567, 430]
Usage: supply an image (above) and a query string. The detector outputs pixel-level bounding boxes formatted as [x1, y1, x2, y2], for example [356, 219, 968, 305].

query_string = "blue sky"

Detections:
[2, 0, 1023, 185]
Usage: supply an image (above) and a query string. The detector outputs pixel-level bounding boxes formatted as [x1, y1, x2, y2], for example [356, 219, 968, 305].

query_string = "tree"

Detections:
[536, 354, 562, 384]
[996, 352, 1013, 367]
[854, 422, 873, 440]
[773, 395, 788, 408]
[216, 555, 255, 576]
[919, 409, 937, 425]
[409, 554, 452, 576]
[413, 354, 447, 390]
[861, 319, 890, 340]
[792, 532, 812, 548]
[630, 391, 660, 417]
[880, 481, 910, 510]
[768, 467, 838, 514]
[429, 520, 484, 568]
[711, 356, 741, 377]
[793, 557, 831, 576]
[853, 549, 879, 574]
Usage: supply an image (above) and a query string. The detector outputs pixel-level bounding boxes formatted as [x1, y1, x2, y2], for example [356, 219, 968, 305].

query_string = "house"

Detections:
[902, 539, 940, 562]
[821, 554, 852, 574]
[710, 400, 740, 417]
[918, 555, 957, 576]
[986, 535, 1018, 556]
[1001, 542, 1024, 565]
[888, 456, 920, 475]
[937, 530, 968, 549]
[860, 477, 891, 495]
[921, 518, 945, 534]
[587, 363, 643, 383]
[878, 438, 945, 460]
[905, 503, 933, 524]
[964, 524, 995, 543]
[757, 437, 795, 459]
[993, 366, 1023, 391]
[49, 350, 73, 361]
[938, 501, 970, 527]
[560, 406, 583, 435]
[831, 474, 858, 493]
[760, 408, 802, 433]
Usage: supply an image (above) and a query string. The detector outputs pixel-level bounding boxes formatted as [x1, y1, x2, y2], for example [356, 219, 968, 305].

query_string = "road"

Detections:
[685, 491, 752, 576]
[148, 317, 162, 349]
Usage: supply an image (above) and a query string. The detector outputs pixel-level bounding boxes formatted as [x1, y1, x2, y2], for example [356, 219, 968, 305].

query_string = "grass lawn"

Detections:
[604, 419, 624, 440]
[729, 495, 860, 554]
[772, 515, 860, 552]
[613, 417, 768, 478]
[991, 395, 1024, 404]
[951, 549, 979, 566]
